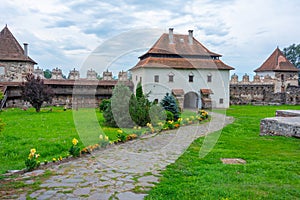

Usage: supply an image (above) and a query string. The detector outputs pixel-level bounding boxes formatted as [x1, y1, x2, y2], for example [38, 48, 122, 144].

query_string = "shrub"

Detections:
[165, 110, 174, 121]
[103, 101, 117, 127]
[149, 104, 166, 126]
[129, 94, 151, 126]
[110, 84, 134, 128]
[160, 93, 180, 121]
[99, 99, 110, 112]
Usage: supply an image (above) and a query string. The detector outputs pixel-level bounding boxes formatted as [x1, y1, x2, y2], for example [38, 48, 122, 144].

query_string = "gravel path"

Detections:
[18, 112, 233, 200]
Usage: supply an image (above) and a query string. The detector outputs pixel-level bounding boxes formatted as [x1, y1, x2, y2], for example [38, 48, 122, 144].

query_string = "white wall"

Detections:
[131, 67, 231, 108]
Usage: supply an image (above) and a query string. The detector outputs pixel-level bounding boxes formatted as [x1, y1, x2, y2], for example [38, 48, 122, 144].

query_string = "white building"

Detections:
[130, 28, 234, 109]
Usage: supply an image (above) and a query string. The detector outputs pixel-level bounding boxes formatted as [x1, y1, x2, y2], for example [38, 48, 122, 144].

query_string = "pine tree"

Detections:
[160, 93, 180, 121]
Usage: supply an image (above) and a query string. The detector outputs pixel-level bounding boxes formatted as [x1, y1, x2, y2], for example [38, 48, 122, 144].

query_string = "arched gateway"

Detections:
[183, 92, 200, 109]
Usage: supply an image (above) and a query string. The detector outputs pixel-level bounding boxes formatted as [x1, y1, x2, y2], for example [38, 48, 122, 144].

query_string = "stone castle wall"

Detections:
[230, 73, 300, 105]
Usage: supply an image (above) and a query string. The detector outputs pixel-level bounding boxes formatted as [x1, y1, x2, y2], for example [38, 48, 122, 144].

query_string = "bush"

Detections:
[99, 99, 110, 112]
[160, 93, 181, 121]
[103, 101, 117, 127]
[165, 110, 174, 121]
[129, 94, 151, 126]
[110, 84, 134, 128]
[149, 104, 166, 126]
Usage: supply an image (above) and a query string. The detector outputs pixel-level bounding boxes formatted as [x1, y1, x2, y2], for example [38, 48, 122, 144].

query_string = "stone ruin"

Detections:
[230, 73, 300, 105]
[260, 110, 300, 138]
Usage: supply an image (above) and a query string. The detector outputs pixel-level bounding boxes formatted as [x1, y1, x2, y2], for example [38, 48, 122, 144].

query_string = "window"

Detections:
[154, 75, 159, 83]
[188, 72, 194, 82]
[207, 74, 212, 82]
[135, 75, 137, 81]
[140, 77, 142, 82]
[168, 72, 174, 82]
[219, 98, 224, 104]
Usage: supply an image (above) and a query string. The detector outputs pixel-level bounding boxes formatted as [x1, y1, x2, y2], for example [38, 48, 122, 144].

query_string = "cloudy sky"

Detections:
[1, 0, 299, 78]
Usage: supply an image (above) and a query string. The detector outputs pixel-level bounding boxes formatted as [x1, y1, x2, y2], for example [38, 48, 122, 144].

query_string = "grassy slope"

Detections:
[0, 107, 118, 174]
[146, 105, 300, 200]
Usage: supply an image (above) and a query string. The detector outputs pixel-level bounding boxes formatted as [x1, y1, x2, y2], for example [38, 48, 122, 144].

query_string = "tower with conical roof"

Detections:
[0, 25, 37, 82]
[254, 47, 299, 92]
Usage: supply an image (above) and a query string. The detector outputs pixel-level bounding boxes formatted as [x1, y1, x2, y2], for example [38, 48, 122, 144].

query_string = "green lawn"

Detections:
[0, 106, 201, 175]
[0, 107, 121, 174]
[146, 105, 300, 200]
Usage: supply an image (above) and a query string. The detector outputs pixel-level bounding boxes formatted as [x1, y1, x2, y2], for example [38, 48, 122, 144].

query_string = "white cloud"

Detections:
[0, 0, 299, 77]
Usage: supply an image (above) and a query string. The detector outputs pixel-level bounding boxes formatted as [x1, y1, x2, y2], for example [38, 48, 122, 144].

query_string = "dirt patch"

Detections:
[221, 158, 246, 164]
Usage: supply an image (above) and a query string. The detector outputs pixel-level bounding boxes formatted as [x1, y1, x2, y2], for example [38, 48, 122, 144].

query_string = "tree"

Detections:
[283, 44, 300, 84]
[44, 69, 52, 79]
[136, 82, 143, 99]
[160, 93, 181, 121]
[104, 84, 134, 128]
[21, 74, 54, 112]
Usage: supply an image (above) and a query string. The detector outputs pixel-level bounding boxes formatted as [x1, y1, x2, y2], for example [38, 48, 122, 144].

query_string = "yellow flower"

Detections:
[178, 118, 182, 122]
[30, 148, 36, 155]
[35, 154, 40, 159]
[104, 136, 109, 141]
[99, 135, 103, 140]
[191, 116, 195, 120]
[117, 129, 123, 134]
[186, 118, 189, 121]
[59, 156, 63, 161]
[52, 158, 56, 162]
[72, 138, 78, 146]
[138, 126, 141, 130]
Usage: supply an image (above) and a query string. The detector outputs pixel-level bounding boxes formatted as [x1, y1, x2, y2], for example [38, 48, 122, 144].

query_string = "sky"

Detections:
[1, 0, 299, 79]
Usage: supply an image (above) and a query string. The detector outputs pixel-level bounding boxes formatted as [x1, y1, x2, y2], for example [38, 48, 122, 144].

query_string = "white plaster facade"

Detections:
[131, 67, 231, 109]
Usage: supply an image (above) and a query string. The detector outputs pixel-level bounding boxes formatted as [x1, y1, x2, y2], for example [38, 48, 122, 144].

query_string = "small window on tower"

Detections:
[219, 98, 224, 104]
[188, 72, 194, 82]
[154, 75, 159, 83]
[168, 72, 174, 82]
[207, 74, 212, 82]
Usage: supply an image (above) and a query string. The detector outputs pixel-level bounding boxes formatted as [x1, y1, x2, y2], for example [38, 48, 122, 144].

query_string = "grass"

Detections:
[0, 106, 121, 174]
[0, 106, 199, 175]
[146, 105, 300, 200]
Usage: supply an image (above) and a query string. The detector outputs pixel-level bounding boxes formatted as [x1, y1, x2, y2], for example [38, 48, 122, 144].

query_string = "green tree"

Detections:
[136, 82, 143, 99]
[283, 44, 300, 84]
[20, 73, 54, 112]
[160, 93, 180, 121]
[44, 69, 52, 79]
[109, 84, 134, 128]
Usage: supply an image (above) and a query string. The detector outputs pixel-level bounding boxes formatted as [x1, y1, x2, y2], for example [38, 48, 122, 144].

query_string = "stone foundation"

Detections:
[260, 110, 300, 138]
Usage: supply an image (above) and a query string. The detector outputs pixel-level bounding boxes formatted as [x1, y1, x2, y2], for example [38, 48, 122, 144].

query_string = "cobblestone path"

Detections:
[19, 113, 233, 200]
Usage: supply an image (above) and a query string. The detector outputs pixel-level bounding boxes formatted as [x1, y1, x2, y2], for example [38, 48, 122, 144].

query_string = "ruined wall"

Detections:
[230, 73, 300, 105]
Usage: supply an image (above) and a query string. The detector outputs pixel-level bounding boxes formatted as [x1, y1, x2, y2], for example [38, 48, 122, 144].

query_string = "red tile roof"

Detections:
[200, 89, 213, 94]
[131, 32, 234, 71]
[255, 47, 298, 72]
[172, 89, 184, 96]
[132, 56, 234, 70]
[0, 25, 36, 64]
[143, 33, 221, 57]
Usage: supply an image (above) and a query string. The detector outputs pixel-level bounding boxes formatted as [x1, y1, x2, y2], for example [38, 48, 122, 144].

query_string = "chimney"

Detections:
[169, 28, 174, 44]
[188, 30, 193, 45]
[23, 43, 28, 57]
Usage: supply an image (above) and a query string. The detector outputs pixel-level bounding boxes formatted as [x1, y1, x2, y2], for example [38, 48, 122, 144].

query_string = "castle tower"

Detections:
[0, 25, 37, 82]
[118, 71, 128, 81]
[87, 69, 97, 80]
[68, 68, 80, 80]
[51, 68, 63, 79]
[255, 47, 299, 92]
[103, 70, 113, 80]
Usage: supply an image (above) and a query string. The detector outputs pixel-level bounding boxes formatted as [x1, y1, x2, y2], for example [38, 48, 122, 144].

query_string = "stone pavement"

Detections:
[19, 112, 233, 200]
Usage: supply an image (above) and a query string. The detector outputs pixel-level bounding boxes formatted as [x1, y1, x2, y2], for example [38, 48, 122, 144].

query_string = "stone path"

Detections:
[18, 113, 233, 200]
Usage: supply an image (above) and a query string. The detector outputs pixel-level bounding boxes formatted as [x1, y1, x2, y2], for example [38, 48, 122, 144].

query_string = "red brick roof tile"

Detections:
[131, 32, 234, 71]
[255, 47, 298, 72]
[0, 25, 36, 64]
